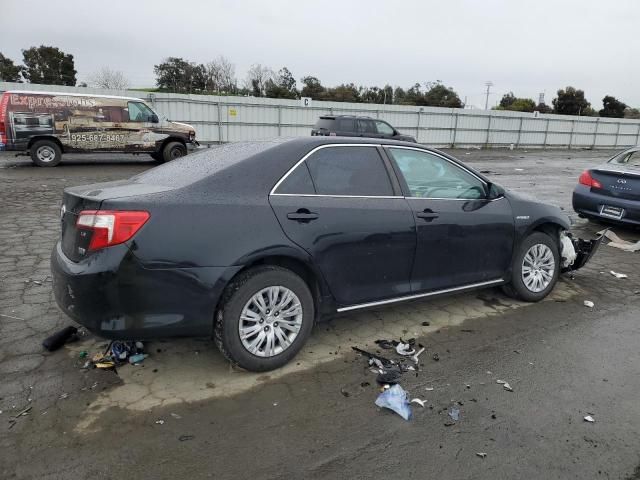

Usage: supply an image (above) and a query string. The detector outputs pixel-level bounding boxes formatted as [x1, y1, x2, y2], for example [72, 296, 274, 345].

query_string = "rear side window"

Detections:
[337, 118, 356, 131]
[305, 146, 393, 196]
[274, 162, 315, 194]
[314, 118, 334, 130]
[356, 119, 376, 134]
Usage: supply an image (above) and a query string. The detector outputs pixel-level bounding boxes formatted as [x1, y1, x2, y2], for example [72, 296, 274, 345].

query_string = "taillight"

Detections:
[329, 132, 337, 136]
[0, 93, 8, 146]
[76, 210, 150, 251]
[578, 170, 602, 189]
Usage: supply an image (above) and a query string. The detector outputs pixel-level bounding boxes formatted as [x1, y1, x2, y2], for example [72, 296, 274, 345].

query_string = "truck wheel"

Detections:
[503, 232, 559, 302]
[214, 266, 314, 372]
[162, 141, 187, 162]
[30, 139, 62, 167]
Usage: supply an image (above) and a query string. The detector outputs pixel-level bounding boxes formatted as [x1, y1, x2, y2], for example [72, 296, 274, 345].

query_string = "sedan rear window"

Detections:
[314, 118, 335, 130]
[305, 146, 393, 196]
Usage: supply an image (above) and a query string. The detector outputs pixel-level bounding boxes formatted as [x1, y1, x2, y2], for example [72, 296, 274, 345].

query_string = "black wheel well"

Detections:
[160, 137, 186, 152]
[532, 222, 563, 244]
[223, 256, 321, 320]
[28, 136, 64, 152]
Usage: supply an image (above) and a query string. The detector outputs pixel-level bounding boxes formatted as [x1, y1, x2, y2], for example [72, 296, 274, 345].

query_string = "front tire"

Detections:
[214, 266, 314, 372]
[162, 141, 187, 162]
[30, 139, 62, 167]
[503, 231, 559, 302]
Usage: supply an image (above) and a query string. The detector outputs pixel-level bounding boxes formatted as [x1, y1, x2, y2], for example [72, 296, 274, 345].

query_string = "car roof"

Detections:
[3, 90, 144, 102]
[319, 115, 374, 120]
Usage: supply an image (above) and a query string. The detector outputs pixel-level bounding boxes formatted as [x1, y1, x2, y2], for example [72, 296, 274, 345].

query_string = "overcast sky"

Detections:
[3, 0, 639, 108]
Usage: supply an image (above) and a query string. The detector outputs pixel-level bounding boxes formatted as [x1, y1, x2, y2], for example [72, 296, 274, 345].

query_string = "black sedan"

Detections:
[573, 146, 640, 225]
[52, 137, 600, 371]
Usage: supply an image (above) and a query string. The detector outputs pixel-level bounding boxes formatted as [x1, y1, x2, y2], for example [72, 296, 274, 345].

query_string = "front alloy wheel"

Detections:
[521, 244, 555, 293]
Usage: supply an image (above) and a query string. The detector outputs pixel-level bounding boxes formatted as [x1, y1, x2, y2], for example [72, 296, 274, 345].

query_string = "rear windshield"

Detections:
[133, 141, 281, 187]
[314, 118, 335, 130]
[608, 149, 640, 168]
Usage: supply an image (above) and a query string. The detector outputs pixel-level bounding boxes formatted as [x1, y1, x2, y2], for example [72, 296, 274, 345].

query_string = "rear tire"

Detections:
[162, 141, 187, 162]
[30, 139, 62, 167]
[214, 266, 314, 372]
[503, 231, 559, 302]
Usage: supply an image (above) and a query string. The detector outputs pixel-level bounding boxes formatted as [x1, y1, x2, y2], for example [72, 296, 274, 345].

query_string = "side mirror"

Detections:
[487, 182, 505, 200]
[150, 114, 159, 123]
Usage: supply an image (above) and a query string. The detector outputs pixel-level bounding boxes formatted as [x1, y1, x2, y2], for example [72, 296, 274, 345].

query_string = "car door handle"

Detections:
[416, 209, 439, 221]
[287, 209, 319, 222]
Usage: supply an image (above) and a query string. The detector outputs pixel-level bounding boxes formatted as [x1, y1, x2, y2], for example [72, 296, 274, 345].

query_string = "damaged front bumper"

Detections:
[560, 229, 607, 273]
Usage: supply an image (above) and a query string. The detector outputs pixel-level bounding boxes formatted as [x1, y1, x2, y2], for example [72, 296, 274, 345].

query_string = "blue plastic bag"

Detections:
[375, 384, 412, 421]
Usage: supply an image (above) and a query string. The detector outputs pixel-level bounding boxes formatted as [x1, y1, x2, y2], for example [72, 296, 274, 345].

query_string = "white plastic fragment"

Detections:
[502, 383, 513, 392]
[496, 380, 506, 384]
[598, 229, 640, 252]
[425, 387, 434, 391]
[476, 452, 487, 458]
[584, 300, 595, 308]
[411, 398, 426, 407]
[396, 342, 415, 356]
[610, 270, 628, 279]
[584, 415, 595, 423]
[411, 347, 425, 364]
[560, 231, 577, 268]
[155, 420, 165, 425]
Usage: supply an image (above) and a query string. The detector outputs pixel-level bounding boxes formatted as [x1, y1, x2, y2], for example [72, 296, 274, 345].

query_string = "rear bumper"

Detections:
[51, 242, 238, 339]
[572, 185, 640, 225]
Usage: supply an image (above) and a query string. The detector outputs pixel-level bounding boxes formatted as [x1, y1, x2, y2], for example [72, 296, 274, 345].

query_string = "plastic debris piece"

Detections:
[476, 452, 487, 459]
[502, 383, 513, 392]
[155, 420, 165, 425]
[95, 361, 115, 369]
[396, 342, 415, 356]
[375, 384, 412, 421]
[374, 339, 395, 350]
[496, 380, 506, 384]
[598, 229, 640, 252]
[421, 321, 430, 326]
[352, 347, 394, 367]
[59, 393, 69, 400]
[432, 353, 440, 361]
[584, 415, 595, 423]
[377, 370, 402, 385]
[584, 300, 595, 308]
[42, 326, 78, 352]
[179, 435, 194, 441]
[79, 351, 88, 359]
[448, 406, 460, 421]
[128, 353, 147, 364]
[170, 413, 182, 419]
[411, 347, 425, 364]
[425, 387, 434, 391]
[411, 398, 426, 408]
[610, 270, 628, 279]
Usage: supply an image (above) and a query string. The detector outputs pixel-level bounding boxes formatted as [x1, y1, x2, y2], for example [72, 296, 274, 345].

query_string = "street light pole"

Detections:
[484, 81, 493, 110]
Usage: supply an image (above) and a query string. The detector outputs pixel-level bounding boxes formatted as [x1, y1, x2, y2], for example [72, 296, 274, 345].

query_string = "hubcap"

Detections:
[36, 146, 55, 163]
[522, 243, 555, 293]
[239, 286, 303, 357]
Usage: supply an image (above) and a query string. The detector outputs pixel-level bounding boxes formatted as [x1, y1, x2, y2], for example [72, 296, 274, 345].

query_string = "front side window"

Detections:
[305, 146, 394, 196]
[388, 148, 486, 199]
[375, 120, 394, 135]
[127, 102, 154, 122]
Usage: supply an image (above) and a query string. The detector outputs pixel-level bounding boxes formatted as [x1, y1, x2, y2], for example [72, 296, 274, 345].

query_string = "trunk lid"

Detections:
[591, 166, 640, 201]
[60, 179, 173, 262]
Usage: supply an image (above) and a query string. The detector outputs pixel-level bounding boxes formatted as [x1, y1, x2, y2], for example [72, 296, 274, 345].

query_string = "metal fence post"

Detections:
[216, 102, 223, 144]
[543, 118, 550, 149]
[635, 123, 640, 146]
[416, 110, 421, 143]
[277, 105, 282, 136]
[485, 114, 492, 148]
[451, 112, 459, 148]
[568, 119, 576, 149]
[592, 118, 600, 149]
[614, 121, 622, 147]
[515, 116, 524, 148]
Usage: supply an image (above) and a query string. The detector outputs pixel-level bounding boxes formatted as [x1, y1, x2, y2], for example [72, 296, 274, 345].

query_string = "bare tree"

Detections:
[244, 64, 274, 97]
[205, 56, 237, 93]
[88, 67, 130, 90]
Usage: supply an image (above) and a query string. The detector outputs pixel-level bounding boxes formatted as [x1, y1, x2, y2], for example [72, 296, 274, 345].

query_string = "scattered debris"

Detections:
[42, 326, 78, 352]
[411, 398, 426, 408]
[584, 415, 595, 423]
[411, 347, 425, 364]
[88, 340, 147, 371]
[496, 379, 513, 391]
[0, 313, 24, 321]
[59, 393, 69, 400]
[376, 370, 401, 385]
[79, 351, 88, 359]
[170, 413, 182, 419]
[432, 353, 440, 362]
[425, 387, 434, 391]
[584, 300, 595, 308]
[128, 353, 147, 364]
[421, 321, 430, 326]
[155, 420, 165, 425]
[340, 388, 350, 397]
[444, 421, 456, 427]
[374, 339, 395, 350]
[609, 270, 628, 279]
[396, 342, 415, 356]
[599, 229, 640, 252]
[448, 406, 460, 421]
[476, 452, 487, 459]
[178, 435, 194, 442]
[375, 384, 412, 421]
[352, 347, 393, 368]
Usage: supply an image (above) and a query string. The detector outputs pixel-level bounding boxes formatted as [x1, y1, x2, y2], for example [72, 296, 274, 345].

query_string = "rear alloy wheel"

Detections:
[503, 231, 559, 302]
[162, 141, 187, 162]
[30, 139, 62, 167]
[214, 266, 314, 371]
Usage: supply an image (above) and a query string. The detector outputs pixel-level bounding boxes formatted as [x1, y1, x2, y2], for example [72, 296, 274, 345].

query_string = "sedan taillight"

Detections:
[578, 170, 602, 189]
[76, 210, 150, 251]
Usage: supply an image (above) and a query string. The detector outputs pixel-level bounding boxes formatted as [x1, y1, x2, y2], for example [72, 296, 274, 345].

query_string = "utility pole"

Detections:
[484, 81, 493, 110]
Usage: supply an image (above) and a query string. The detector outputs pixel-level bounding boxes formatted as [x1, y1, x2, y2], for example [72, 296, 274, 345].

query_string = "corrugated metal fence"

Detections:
[2, 81, 639, 149]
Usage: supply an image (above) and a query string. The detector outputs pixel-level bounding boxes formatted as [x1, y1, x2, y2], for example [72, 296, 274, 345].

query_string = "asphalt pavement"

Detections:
[1, 147, 639, 479]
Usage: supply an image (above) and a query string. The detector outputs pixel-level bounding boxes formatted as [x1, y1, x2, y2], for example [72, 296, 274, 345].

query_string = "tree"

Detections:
[154, 57, 206, 93]
[265, 67, 298, 99]
[21, 45, 76, 85]
[552, 86, 591, 116]
[624, 107, 640, 119]
[88, 67, 129, 89]
[499, 92, 516, 109]
[536, 102, 552, 114]
[422, 81, 463, 108]
[244, 64, 274, 97]
[325, 83, 361, 103]
[204, 56, 236, 93]
[0, 52, 22, 82]
[300, 76, 326, 99]
[599, 95, 627, 118]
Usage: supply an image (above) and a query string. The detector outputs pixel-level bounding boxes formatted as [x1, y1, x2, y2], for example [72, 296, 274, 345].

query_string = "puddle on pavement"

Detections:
[73, 280, 581, 432]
